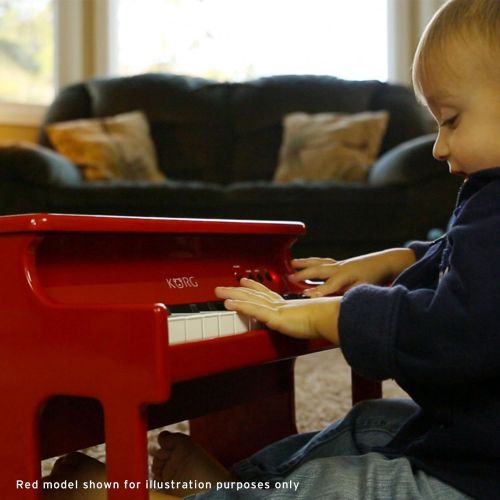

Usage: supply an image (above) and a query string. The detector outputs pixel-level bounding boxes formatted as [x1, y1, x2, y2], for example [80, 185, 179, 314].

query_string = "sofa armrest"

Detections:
[368, 134, 444, 186]
[0, 144, 82, 186]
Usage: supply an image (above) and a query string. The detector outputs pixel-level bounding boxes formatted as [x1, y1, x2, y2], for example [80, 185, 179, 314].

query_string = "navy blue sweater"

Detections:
[339, 168, 500, 499]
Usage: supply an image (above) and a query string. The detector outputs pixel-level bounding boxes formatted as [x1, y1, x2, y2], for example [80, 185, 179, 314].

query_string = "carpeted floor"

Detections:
[294, 348, 407, 431]
[41, 348, 408, 475]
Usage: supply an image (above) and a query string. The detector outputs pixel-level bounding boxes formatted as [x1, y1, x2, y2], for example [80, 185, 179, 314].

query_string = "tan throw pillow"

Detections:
[46, 111, 166, 182]
[273, 111, 389, 183]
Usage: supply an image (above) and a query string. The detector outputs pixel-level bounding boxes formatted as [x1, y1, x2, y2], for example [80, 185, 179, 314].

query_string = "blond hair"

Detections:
[412, 0, 500, 102]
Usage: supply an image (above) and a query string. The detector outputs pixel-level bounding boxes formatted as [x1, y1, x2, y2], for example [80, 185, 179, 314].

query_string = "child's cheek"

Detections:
[449, 126, 470, 161]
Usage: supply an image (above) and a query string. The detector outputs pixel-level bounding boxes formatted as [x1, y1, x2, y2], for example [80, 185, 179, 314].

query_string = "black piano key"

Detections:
[282, 293, 309, 300]
[167, 301, 225, 314]
[167, 303, 196, 314]
[167, 295, 306, 315]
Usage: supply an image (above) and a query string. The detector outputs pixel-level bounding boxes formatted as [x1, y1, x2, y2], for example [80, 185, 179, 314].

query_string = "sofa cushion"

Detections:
[273, 111, 389, 182]
[46, 111, 165, 182]
[229, 75, 383, 183]
[41, 74, 233, 184]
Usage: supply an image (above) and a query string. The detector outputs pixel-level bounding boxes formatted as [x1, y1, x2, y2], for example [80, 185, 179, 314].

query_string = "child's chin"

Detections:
[450, 169, 467, 178]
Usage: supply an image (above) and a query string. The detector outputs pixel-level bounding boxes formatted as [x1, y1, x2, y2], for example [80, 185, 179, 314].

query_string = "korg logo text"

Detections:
[166, 276, 199, 289]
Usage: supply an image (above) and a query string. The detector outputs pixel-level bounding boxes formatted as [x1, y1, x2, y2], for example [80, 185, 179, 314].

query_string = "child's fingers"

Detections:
[238, 278, 283, 300]
[303, 275, 358, 297]
[215, 278, 284, 304]
[215, 286, 257, 302]
[289, 263, 338, 283]
[223, 299, 277, 326]
[215, 285, 280, 305]
[239, 277, 269, 290]
[291, 257, 321, 269]
[291, 257, 336, 269]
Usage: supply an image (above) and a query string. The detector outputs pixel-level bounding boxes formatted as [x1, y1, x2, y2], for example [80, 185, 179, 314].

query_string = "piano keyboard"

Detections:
[168, 310, 261, 345]
[165, 295, 309, 345]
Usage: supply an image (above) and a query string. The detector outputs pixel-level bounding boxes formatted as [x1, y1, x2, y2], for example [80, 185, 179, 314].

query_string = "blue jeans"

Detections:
[187, 399, 471, 499]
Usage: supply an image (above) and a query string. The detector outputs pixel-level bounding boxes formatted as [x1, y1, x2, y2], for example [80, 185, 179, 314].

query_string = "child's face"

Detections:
[421, 46, 500, 177]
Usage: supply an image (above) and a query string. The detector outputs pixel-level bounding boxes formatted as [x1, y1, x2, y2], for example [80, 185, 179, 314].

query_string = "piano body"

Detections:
[0, 213, 380, 499]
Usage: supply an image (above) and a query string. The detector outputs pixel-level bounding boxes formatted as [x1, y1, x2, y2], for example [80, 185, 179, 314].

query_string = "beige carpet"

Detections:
[41, 349, 407, 475]
[295, 349, 407, 431]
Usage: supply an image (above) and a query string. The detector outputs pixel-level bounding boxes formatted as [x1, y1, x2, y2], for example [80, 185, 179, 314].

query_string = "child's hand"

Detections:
[290, 249, 416, 297]
[215, 278, 340, 345]
[290, 256, 378, 297]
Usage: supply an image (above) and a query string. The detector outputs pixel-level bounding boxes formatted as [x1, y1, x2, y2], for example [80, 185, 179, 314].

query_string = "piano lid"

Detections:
[0, 213, 306, 236]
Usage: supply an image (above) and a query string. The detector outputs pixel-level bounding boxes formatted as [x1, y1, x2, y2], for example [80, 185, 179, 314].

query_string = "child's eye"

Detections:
[440, 115, 458, 128]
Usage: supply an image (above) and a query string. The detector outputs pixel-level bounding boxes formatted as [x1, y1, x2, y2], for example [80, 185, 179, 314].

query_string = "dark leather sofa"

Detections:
[0, 73, 461, 258]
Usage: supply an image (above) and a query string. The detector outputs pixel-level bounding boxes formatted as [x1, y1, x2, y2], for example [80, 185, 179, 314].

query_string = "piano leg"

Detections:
[189, 359, 298, 468]
[0, 394, 42, 499]
[103, 403, 150, 500]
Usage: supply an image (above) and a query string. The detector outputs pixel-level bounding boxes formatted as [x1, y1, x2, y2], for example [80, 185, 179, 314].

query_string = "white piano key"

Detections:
[233, 312, 249, 334]
[167, 315, 186, 345]
[202, 313, 219, 339]
[185, 315, 203, 342]
[219, 311, 237, 336]
[167, 310, 263, 344]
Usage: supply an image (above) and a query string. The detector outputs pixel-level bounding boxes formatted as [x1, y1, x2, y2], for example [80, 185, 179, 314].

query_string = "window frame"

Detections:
[0, 0, 111, 126]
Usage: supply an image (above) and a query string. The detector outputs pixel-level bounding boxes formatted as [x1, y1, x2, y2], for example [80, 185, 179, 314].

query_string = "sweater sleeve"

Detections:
[339, 185, 500, 385]
[406, 238, 441, 260]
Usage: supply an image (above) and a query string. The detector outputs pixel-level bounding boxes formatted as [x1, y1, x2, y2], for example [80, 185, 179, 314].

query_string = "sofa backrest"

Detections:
[40, 73, 432, 184]
[228, 75, 431, 182]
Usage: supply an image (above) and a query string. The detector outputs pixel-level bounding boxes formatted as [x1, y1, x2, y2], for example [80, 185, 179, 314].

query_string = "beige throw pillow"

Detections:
[46, 111, 166, 182]
[273, 111, 389, 183]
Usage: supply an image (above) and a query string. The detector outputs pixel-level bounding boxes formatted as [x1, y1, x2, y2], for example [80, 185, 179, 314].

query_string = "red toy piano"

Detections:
[0, 214, 380, 499]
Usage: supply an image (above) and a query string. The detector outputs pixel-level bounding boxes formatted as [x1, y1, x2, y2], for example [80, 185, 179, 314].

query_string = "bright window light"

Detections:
[116, 0, 388, 82]
[0, 0, 54, 104]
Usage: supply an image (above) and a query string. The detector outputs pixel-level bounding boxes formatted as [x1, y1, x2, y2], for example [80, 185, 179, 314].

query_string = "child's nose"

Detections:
[432, 130, 449, 161]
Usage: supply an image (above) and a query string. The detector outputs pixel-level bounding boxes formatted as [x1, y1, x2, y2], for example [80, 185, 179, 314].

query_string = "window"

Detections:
[114, 0, 388, 82]
[0, 0, 54, 105]
[1, 0, 401, 126]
